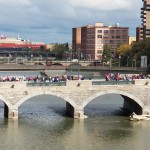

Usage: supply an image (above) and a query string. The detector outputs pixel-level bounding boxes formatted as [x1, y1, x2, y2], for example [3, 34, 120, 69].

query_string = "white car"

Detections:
[71, 59, 78, 62]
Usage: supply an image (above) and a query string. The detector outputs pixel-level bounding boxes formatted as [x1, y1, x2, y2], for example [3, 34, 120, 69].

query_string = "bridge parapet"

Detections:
[134, 79, 150, 85]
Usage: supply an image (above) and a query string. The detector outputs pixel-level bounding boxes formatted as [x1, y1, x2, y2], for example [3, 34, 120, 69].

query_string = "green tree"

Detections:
[116, 44, 131, 56]
[52, 43, 69, 60]
[102, 45, 111, 64]
[40, 45, 45, 51]
[130, 38, 150, 67]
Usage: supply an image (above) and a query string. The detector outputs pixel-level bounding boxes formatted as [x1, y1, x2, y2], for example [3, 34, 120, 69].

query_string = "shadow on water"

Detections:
[84, 94, 127, 118]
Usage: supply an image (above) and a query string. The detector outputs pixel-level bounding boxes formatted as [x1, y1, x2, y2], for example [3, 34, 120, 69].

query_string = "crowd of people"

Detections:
[105, 73, 150, 81]
[0, 75, 66, 82]
[0, 73, 149, 82]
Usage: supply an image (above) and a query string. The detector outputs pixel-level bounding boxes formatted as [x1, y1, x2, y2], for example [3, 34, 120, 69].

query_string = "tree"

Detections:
[102, 45, 111, 64]
[130, 38, 150, 67]
[116, 44, 131, 56]
[40, 45, 45, 51]
[52, 43, 69, 60]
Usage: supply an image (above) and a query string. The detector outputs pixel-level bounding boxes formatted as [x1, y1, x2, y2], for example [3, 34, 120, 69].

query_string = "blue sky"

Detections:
[0, 0, 142, 44]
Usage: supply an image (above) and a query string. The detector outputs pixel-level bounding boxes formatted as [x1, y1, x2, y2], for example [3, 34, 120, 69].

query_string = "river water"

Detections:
[0, 71, 149, 150]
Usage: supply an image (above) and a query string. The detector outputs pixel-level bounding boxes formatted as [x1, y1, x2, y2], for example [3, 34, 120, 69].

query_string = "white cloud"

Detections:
[69, 0, 132, 11]
[0, 0, 143, 43]
[0, 0, 32, 6]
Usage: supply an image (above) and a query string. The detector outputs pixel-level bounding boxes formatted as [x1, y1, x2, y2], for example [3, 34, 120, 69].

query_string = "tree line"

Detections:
[102, 38, 150, 73]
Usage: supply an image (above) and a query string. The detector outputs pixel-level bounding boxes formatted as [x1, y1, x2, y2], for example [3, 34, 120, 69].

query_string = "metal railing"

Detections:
[26, 81, 66, 86]
[92, 80, 133, 85]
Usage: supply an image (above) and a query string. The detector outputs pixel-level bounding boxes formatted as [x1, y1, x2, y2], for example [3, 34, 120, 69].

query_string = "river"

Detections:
[0, 70, 149, 150]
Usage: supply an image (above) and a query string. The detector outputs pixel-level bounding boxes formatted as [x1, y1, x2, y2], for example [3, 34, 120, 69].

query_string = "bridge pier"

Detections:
[74, 110, 86, 119]
[4, 104, 18, 119]
[66, 102, 86, 119]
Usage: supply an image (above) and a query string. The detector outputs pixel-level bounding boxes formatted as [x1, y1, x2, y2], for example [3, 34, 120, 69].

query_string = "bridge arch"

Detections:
[0, 95, 12, 108]
[15, 91, 76, 109]
[83, 90, 144, 115]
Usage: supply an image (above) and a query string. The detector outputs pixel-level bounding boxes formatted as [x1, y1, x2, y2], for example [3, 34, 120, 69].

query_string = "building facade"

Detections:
[0, 34, 47, 50]
[129, 36, 136, 45]
[137, 0, 150, 41]
[72, 22, 129, 60]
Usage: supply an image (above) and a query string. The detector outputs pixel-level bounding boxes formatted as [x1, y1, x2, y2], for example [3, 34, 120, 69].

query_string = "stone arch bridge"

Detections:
[0, 79, 150, 119]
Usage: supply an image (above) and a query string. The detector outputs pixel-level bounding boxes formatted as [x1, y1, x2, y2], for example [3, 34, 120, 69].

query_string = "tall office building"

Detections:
[137, 0, 150, 41]
[72, 22, 129, 60]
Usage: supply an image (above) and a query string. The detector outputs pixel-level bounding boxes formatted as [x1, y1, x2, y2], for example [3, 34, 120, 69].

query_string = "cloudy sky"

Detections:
[0, 0, 142, 44]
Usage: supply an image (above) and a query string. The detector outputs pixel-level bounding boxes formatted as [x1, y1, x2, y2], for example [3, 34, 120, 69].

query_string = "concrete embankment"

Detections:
[0, 63, 147, 74]
[0, 64, 66, 71]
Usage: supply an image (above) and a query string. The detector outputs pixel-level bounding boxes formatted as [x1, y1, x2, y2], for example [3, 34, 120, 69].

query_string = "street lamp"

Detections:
[127, 56, 129, 67]
[69, 49, 72, 80]
[132, 59, 136, 69]
[119, 55, 121, 67]
[109, 58, 112, 69]
[77, 48, 81, 79]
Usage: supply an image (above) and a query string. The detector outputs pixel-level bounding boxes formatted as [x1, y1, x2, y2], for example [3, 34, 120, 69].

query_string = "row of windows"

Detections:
[87, 35, 95, 38]
[97, 50, 103, 54]
[97, 30, 127, 34]
[97, 35, 127, 39]
[87, 40, 128, 45]
[96, 39, 127, 44]
[105, 40, 127, 44]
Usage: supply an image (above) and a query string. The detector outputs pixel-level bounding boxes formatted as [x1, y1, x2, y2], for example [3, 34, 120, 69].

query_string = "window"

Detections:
[97, 30, 102, 33]
[116, 40, 121, 43]
[122, 30, 127, 34]
[116, 35, 121, 39]
[103, 34, 108, 38]
[110, 40, 114, 44]
[104, 30, 108, 34]
[122, 40, 127, 43]
[110, 45, 114, 49]
[110, 36, 114, 39]
[110, 30, 114, 34]
[97, 35, 102, 38]
[122, 35, 127, 39]
[97, 39, 102, 44]
[97, 50, 103, 54]
[116, 30, 121, 34]
[97, 45, 103, 49]
[104, 40, 108, 44]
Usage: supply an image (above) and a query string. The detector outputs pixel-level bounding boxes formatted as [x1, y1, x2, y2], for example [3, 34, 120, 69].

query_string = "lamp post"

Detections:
[8, 54, 11, 64]
[127, 56, 129, 67]
[134, 59, 136, 69]
[77, 48, 81, 79]
[109, 58, 112, 69]
[69, 49, 72, 80]
[119, 55, 121, 67]
[132, 59, 136, 69]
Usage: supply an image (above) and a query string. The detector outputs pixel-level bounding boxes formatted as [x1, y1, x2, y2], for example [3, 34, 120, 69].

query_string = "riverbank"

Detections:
[0, 64, 65, 71]
[0, 63, 147, 74]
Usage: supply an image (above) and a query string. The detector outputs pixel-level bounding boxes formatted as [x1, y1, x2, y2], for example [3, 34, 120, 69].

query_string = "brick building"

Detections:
[136, 0, 150, 41]
[72, 22, 129, 60]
